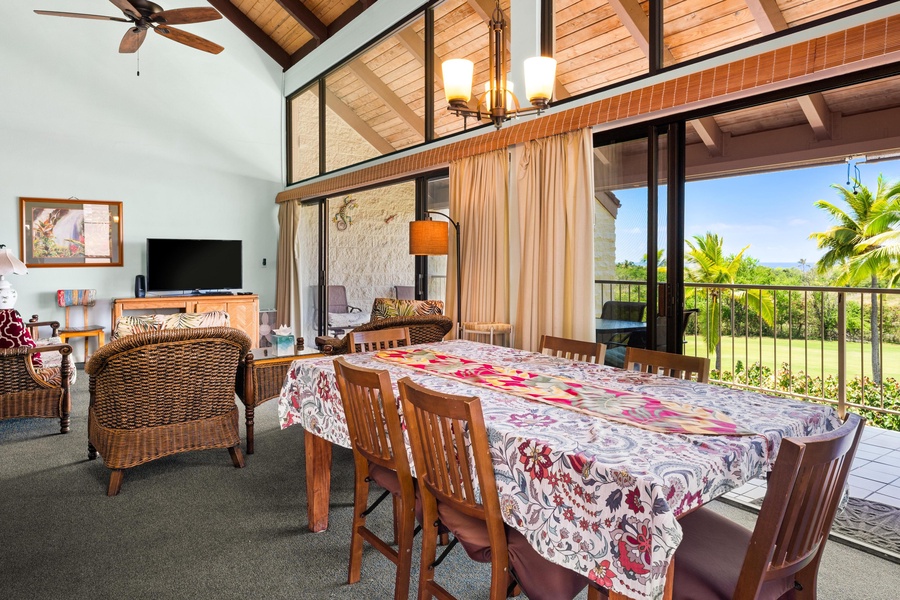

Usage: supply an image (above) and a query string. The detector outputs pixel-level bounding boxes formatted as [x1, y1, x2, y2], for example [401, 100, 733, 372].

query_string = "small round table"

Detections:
[461, 322, 514, 347]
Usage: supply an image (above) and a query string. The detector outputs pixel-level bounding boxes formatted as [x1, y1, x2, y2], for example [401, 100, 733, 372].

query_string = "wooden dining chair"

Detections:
[539, 334, 607, 364]
[348, 326, 410, 353]
[589, 412, 865, 600]
[333, 357, 417, 600]
[398, 377, 588, 600]
[624, 347, 710, 383]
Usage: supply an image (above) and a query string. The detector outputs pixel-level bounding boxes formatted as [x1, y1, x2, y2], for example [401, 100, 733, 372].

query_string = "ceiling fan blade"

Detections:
[150, 8, 222, 25]
[108, 0, 142, 20]
[34, 10, 130, 23]
[154, 26, 223, 55]
[119, 27, 147, 53]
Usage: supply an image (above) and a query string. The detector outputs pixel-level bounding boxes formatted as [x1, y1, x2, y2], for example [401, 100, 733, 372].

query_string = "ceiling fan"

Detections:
[35, 0, 224, 54]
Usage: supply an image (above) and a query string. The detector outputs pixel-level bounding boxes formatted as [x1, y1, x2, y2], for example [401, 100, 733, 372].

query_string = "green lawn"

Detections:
[683, 335, 900, 380]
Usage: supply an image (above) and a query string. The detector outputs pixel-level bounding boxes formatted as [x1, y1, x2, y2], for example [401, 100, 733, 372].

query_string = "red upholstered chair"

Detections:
[399, 377, 589, 600]
[0, 309, 74, 433]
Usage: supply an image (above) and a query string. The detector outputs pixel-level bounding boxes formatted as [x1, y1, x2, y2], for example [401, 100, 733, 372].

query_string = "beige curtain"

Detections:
[275, 199, 302, 333]
[516, 128, 595, 352]
[449, 149, 509, 338]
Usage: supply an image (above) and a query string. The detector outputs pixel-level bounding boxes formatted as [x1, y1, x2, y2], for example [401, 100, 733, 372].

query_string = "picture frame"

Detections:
[19, 197, 123, 268]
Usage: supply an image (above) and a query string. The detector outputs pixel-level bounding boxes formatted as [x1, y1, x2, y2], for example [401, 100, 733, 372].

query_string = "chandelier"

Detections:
[441, 1, 556, 129]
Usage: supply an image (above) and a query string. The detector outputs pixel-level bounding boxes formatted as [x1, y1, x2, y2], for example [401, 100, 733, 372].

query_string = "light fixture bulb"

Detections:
[442, 59, 474, 108]
[524, 56, 557, 109]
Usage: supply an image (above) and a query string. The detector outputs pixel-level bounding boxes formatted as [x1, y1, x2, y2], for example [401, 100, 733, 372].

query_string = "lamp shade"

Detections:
[442, 59, 474, 107]
[409, 220, 449, 256]
[524, 56, 557, 107]
[0, 245, 27, 276]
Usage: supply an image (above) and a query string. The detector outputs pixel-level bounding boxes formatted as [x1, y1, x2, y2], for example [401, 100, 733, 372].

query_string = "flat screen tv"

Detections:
[147, 238, 242, 293]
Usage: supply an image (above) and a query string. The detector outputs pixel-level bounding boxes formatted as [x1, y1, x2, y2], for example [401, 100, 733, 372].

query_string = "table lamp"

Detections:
[0, 244, 28, 309]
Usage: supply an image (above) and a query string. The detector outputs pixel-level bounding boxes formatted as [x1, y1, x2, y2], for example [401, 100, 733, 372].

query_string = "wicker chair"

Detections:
[85, 327, 252, 496]
[315, 315, 452, 355]
[1, 312, 74, 434]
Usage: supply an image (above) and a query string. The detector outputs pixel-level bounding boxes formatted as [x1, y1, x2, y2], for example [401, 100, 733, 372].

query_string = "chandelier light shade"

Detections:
[409, 220, 449, 256]
[441, 1, 556, 129]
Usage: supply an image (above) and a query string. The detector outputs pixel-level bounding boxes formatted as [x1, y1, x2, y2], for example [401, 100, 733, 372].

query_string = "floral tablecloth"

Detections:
[278, 340, 840, 600]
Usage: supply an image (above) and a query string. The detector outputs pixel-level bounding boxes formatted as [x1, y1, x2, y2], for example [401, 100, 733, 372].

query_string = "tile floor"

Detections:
[726, 424, 900, 508]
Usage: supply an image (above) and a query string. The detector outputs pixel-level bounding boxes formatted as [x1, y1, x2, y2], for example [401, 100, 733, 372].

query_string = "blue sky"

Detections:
[614, 158, 900, 265]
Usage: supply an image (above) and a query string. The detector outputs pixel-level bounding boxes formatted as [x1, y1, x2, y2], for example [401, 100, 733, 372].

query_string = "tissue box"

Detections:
[273, 334, 295, 357]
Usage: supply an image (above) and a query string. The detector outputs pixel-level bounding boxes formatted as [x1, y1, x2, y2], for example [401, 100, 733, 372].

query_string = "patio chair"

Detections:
[539, 334, 606, 364]
[326, 285, 368, 336]
[333, 357, 417, 600]
[85, 327, 251, 496]
[348, 327, 410, 353]
[394, 285, 415, 300]
[398, 377, 589, 600]
[624, 347, 710, 383]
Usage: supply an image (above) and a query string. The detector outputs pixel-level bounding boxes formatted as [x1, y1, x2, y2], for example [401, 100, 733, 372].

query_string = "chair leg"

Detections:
[245, 405, 256, 455]
[587, 585, 603, 600]
[393, 494, 416, 600]
[348, 465, 369, 585]
[107, 469, 124, 496]
[228, 445, 245, 468]
[418, 518, 439, 600]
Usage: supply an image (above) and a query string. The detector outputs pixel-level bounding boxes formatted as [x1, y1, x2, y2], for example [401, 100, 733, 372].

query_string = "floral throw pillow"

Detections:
[160, 311, 230, 330]
[111, 315, 163, 340]
[371, 298, 444, 320]
[0, 308, 42, 367]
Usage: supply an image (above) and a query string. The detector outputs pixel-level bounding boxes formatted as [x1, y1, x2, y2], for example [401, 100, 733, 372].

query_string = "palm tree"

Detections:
[685, 233, 774, 372]
[810, 175, 900, 384]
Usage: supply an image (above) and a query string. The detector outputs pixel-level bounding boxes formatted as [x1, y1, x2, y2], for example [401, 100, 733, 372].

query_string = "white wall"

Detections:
[0, 2, 284, 354]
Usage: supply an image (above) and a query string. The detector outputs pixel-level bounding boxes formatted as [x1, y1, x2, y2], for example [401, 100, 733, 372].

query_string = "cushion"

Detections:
[0, 309, 41, 367]
[673, 506, 794, 600]
[112, 315, 163, 340]
[371, 298, 444, 320]
[160, 311, 230, 330]
[328, 311, 370, 328]
[436, 503, 588, 600]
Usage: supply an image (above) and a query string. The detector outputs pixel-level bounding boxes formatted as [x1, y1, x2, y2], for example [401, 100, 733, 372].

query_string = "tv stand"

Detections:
[112, 294, 259, 344]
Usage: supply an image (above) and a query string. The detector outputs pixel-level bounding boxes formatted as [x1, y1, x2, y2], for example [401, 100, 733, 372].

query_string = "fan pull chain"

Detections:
[136, 51, 140, 77]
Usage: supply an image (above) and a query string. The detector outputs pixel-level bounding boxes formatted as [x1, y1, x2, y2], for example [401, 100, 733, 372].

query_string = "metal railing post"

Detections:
[837, 291, 846, 419]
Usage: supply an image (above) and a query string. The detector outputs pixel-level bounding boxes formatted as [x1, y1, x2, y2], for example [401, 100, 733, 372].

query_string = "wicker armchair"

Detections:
[85, 327, 252, 496]
[315, 315, 453, 355]
[1, 314, 74, 434]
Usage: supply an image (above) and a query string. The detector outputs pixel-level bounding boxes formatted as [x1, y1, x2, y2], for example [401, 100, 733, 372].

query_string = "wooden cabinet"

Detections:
[112, 295, 259, 345]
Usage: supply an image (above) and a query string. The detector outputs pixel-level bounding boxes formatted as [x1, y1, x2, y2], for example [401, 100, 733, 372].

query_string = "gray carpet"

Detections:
[2, 370, 899, 599]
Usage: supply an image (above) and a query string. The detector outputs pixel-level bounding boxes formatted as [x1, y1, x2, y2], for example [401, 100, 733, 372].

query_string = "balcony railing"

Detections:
[596, 280, 900, 428]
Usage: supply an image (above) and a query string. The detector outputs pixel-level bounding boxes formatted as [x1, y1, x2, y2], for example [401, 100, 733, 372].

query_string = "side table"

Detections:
[461, 321, 514, 347]
[238, 347, 322, 454]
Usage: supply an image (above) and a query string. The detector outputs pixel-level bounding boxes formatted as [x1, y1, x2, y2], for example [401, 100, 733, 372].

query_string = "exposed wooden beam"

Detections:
[606, 0, 675, 63]
[797, 94, 834, 141]
[206, 0, 291, 69]
[593, 147, 611, 165]
[744, 0, 788, 35]
[291, 39, 318, 65]
[347, 61, 426, 137]
[396, 28, 443, 89]
[310, 86, 395, 155]
[693, 116, 725, 156]
[275, 0, 328, 42]
[327, 1, 369, 36]
[743, 0, 833, 140]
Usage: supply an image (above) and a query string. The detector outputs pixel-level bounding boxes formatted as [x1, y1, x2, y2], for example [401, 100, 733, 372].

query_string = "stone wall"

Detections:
[327, 182, 416, 313]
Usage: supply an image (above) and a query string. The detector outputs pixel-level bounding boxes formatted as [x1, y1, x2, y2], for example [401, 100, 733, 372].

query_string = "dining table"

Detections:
[277, 340, 840, 600]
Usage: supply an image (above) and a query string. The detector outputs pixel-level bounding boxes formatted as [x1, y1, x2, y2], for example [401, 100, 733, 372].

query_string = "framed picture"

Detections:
[19, 197, 123, 268]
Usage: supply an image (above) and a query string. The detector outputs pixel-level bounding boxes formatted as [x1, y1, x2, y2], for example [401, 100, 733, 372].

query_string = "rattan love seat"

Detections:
[85, 326, 252, 496]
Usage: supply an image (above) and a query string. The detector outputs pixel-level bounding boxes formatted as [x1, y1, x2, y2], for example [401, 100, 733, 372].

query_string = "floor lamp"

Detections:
[409, 212, 461, 337]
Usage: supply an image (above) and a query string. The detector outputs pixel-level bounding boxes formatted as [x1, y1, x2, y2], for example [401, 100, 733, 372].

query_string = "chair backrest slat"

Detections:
[734, 412, 864, 600]
[624, 347, 710, 383]
[539, 334, 606, 364]
[348, 327, 411, 354]
[333, 357, 408, 473]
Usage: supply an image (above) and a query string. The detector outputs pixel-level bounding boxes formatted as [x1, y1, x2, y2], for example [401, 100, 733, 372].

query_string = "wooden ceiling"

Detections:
[213, 1, 898, 168]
